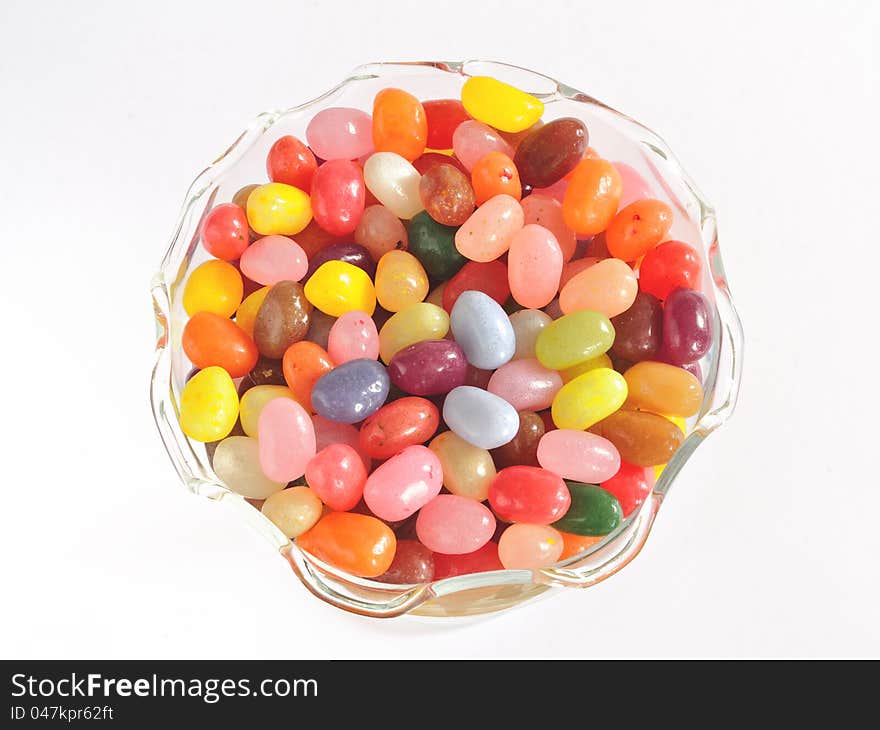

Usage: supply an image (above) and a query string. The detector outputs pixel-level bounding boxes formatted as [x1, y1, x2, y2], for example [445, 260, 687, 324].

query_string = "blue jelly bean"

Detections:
[449, 290, 515, 369]
[311, 358, 390, 424]
[442, 385, 519, 449]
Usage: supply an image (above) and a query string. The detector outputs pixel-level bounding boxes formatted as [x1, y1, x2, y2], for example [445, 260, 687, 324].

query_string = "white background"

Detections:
[1, 0, 877, 659]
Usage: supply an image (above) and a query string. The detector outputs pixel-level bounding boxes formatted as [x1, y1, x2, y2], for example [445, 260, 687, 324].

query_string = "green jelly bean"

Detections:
[552, 481, 623, 536]
[406, 211, 467, 281]
[535, 309, 615, 370]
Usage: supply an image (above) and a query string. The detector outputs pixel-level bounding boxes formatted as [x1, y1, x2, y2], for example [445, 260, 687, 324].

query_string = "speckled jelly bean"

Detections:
[306, 107, 374, 161]
[559, 258, 637, 318]
[183, 260, 243, 318]
[442, 260, 510, 312]
[489, 466, 571, 524]
[310, 159, 366, 237]
[638, 240, 702, 301]
[253, 280, 312, 358]
[297, 512, 396, 578]
[662, 288, 713, 364]
[200, 203, 250, 261]
[610, 291, 663, 362]
[305, 443, 368, 511]
[471, 151, 522, 205]
[261, 486, 323, 538]
[372, 88, 427, 161]
[212, 435, 285, 499]
[374, 250, 429, 312]
[180, 366, 239, 442]
[327, 310, 379, 363]
[246, 182, 312, 236]
[406, 211, 467, 280]
[535, 310, 615, 370]
[507, 224, 563, 309]
[461, 76, 544, 133]
[509, 309, 553, 360]
[490, 411, 544, 469]
[378, 302, 449, 363]
[551, 367, 628, 430]
[304, 260, 376, 317]
[590, 408, 684, 467]
[182, 312, 258, 379]
[311, 358, 389, 424]
[552, 481, 623, 536]
[387, 339, 467, 396]
[454, 194, 524, 262]
[354, 204, 409, 261]
[359, 397, 439, 460]
[514, 117, 588, 189]
[429, 431, 496, 501]
[416, 495, 495, 555]
[449, 290, 515, 369]
[562, 158, 622, 236]
[363, 445, 443, 521]
[452, 120, 514, 171]
[257, 397, 316, 483]
[604, 199, 673, 261]
[624, 361, 703, 417]
[419, 163, 475, 226]
[239, 235, 308, 286]
[239, 385, 295, 437]
[487, 358, 562, 411]
[498, 523, 564, 569]
[266, 136, 317, 191]
[536, 429, 621, 484]
[443, 386, 519, 450]
[363, 152, 424, 219]
[520, 194, 577, 262]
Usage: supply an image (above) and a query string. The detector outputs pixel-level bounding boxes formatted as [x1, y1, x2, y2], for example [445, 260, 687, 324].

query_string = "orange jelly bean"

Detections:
[559, 532, 604, 561]
[282, 341, 334, 412]
[624, 361, 704, 417]
[182, 312, 259, 379]
[561, 158, 623, 236]
[471, 151, 522, 205]
[604, 199, 673, 261]
[372, 88, 428, 162]
[297, 511, 397, 578]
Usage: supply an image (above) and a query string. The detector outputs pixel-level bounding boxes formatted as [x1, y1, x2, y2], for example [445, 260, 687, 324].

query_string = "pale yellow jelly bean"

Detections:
[212, 436, 286, 499]
[551, 367, 628, 430]
[535, 310, 615, 370]
[624, 361, 704, 417]
[239, 385, 296, 437]
[461, 76, 544, 133]
[179, 366, 239, 442]
[429, 431, 496, 501]
[559, 258, 638, 318]
[246, 182, 312, 236]
[509, 309, 553, 360]
[454, 194, 524, 262]
[261, 486, 324, 538]
[378, 302, 450, 363]
[363, 152, 424, 219]
[560, 353, 613, 383]
[374, 250, 429, 312]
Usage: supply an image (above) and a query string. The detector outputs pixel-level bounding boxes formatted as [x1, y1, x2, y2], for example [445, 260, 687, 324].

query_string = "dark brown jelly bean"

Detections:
[514, 118, 589, 189]
[491, 411, 545, 469]
[610, 291, 663, 362]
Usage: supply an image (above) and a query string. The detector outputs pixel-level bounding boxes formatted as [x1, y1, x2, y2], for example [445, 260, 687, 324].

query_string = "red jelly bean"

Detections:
[359, 396, 440, 460]
[200, 203, 250, 261]
[305, 443, 368, 511]
[376, 539, 435, 584]
[638, 240, 703, 300]
[423, 99, 471, 149]
[442, 260, 510, 312]
[266, 135, 318, 191]
[310, 159, 366, 237]
[600, 461, 655, 517]
[488, 466, 572, 524]
[432, 542, 503, 579]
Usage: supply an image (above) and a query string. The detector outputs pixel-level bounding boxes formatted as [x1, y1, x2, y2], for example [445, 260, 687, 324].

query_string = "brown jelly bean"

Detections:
[590, 409, 684, 467]
[375, 539, 435, 584]
[610, 291, 663, 362]
[514, 118, 589, 189]
[491, 411, 545, 469]
[253, 280, 312, 359]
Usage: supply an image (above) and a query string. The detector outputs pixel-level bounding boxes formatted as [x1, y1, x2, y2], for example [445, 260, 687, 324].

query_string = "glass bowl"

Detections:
[150, 60, 743, 618]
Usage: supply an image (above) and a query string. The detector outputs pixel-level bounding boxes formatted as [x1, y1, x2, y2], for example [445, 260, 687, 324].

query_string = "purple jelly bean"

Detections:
[311, 358, 390, 424]
[387, 340, 469, 396]
[303, 243, 377, 283]
[662, 288, 713, 364]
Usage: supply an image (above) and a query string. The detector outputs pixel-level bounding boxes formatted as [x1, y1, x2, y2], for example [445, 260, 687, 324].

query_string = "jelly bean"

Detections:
[304, 443, 367, 511]
[429, 431, 495, 501]
[461, 76, 544, 133]
[604, 200, 673, 263]
[309, 159, 366, 237]
[416, 494, 495, 555]
[413, 152, 468, 175]
[562, 158, 623, 235]
[432, 541, 503, 579]
[297, 512, 396, 578]
[560, 353, 613, 382]
[372, 88, 427, 161]
[535, 310, 615, 370]
[614, 162, 653, 208]
[266, 135, 317, 191]
[253, 280, 312, 358]
[520, 194, 577, 262]
[312, 414, 371, 470]
[406, 211, 467, 280]
[378, 302, 449, 363]
[513, 117, 588, 189]
[589, 408, 683, 467]
[638, 240, 702, 300]
[239, 385, 295, 437]
[487, 358, 562, 412]
[442, 260, 510, 312]
[552, 368, 628, 430]
[311, 358, 390, 423]
[182, 312, 258, 379]
[452, 120, 515, 171]
[443, 386, 519, 450]
[489, 466, 571, 524]
[387, 339, 467, 396]
[212, 435, 286, 499]
[559, 257, 637, 318]
[417, 163, 476, 228]
[257, 397, 315, 483]
[363, 152, 424, 219]
[536, 429, 620, 483]
[306, 107, 373, 161]
[363, 445, 443, 521]
[509, 309, 552, 360]
[425, 283, 446, 307]
[374, 250, 429, 312]
[281, 341, 334, 412]
[601, 462, 655, 517]
[261, 486, 323, 538]
[305, 309, 335, 351]
[559, 532, 604, 561]
[326, 310, 379, 364]
[470, 151, 522, 206]
[359, 397, 440, 459]
[239, 235, 308, 286]
[450, 290, 516, 369]
[610, 291, 663, 362]
[304, 244, 376, 286]
[662, 288, 713, 364]
[498, 523, 563, 569]
[490, 411, 545, 469]
[552, 481, 622, 536]
[376, 539, 435, 584]
[559, 257, 599, 289]
[246, 182, 312, 236]
[423, 99, 470, 150]
[624, 361, 703, 417]
[200, 203, 249, 261]
[179, 366, 239, 442]
[454, 194, 524, 262]
[183, 260, 243, 317]
[304, 260, 376, 317]
[507, 224, 563, 309]
[246, 355, 287, 387]
[354, 204, 408, 261]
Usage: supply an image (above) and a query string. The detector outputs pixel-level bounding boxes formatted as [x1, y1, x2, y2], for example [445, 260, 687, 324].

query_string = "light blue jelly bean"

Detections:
[449, 290, 515, 369]
[442, 385, 519, 449]
[311, 358, 390, 424]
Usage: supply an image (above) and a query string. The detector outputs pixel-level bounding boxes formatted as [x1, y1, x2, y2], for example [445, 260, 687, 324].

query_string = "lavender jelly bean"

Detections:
[662, 288, 713, 364]
[449, 290, 516, 369]
[311, 358, 390, 424]
[387, 339, 468, 396]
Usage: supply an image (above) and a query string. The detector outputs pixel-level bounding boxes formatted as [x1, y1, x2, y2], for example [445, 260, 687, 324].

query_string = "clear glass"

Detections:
[150, 60, 743, 618]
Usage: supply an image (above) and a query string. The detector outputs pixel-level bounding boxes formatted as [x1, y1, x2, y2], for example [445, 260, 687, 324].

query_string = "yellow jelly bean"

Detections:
[535, 309, 615, 370]
[180, 366, 239, 442]
[461, 76, 544, 133]
[304, 260, 376, 317]
[183, 260, 243, 318]
[560, 353, 613, 383]
[378, 302, 449, 363]
[374, 250, 429, 312]
[551, 367, 627, 430]
[246, 182, 312, 236]
[235, 285, 270, 337]
[239, 385, 296, 437]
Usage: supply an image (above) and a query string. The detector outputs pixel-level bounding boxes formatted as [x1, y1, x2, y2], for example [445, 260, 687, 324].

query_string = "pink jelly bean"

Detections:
[304, 443, 367, 511]
[452, 120, 514, 171]
[497, 523, 564, 569]
[311, 414, 371, 470]
[310, 159, 366, 237]
[416, 494, 496, 555]
[520, 194, 577, 262]
[306, 107, 374, 161]
[507, 224, 563, 309]
[613, 161, 653, 208]
[362, 445, 443, 521]
[239, 235, 308, 286]
[601, 461, 655, 517]
[536, 430, 621, 484]
[327, 310, 380, 364]
[487, 358, 563, 411]
[454, 194, 524, 262]
[531, 176, 568, 203]
[258, 398, 316, 482]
